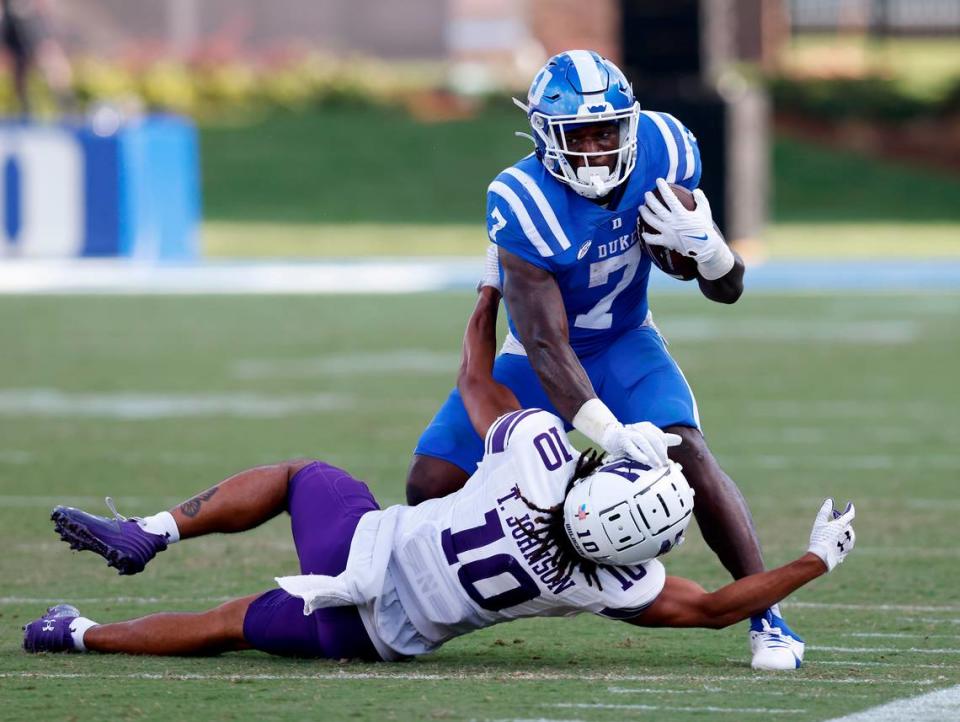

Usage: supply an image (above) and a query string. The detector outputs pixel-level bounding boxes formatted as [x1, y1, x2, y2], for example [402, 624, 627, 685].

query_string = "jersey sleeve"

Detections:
[486, 170, 571, 272]
[639, 111, 702, 191]
[483, 408, 577, 509]
[593, 559, 667, 619]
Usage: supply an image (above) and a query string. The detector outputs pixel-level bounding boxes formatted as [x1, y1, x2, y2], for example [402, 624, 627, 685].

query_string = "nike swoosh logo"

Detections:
[684, 233, 709, 241]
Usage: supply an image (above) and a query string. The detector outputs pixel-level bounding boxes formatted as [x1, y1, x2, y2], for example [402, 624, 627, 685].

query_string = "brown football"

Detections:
[638, 183, 700, 281]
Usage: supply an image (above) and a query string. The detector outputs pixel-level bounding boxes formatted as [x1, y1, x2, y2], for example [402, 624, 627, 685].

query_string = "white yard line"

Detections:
[552, 702, 805, 714]
[812, 646, 960, 655]
[725, 454, 960, 471]
[822, 684, 960, 722]
[231, 350, 460, 379]
[726, 658, 953, 670]
[0, 671, 937, 685]
[789, 602, 960, 614]
[845, 633, 960, 640]
[607, 687, 877, 699]
[842, 547, 960, 559]
[485, 719, 585, 722]
[0, 389, 354, 419]
[658, 318, 917, 345]
[0, 596, 235, 605]
[810, 661, 954, 669]
[485, 718, 585, 722]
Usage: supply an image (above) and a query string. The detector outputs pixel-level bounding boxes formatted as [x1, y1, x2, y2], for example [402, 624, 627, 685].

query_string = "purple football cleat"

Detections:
[23, 604, 80, 653]
[52, 497, 168, 575]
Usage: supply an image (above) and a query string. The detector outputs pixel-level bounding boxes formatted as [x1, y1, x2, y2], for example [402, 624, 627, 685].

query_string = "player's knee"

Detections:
[285, 458, 316, 479]
[406, 455, 469, 505]
[210, 595, 256, 648]
[666, 426, 715, 473]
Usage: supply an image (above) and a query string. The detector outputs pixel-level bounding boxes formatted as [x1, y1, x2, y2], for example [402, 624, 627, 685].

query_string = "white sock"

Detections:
[69, 617, 98, 652]
[137, 511, 180, 543]
[770, 603, 782, 618]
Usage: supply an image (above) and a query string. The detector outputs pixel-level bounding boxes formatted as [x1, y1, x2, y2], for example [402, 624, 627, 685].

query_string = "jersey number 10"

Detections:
[442, 509, 541, 612]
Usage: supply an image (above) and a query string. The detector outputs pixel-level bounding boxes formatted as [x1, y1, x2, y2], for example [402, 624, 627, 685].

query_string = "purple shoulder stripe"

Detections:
[487, 408, 543, 454]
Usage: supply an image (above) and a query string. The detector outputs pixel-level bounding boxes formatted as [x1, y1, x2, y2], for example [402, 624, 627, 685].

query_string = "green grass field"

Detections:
[2, 290, 959, 720]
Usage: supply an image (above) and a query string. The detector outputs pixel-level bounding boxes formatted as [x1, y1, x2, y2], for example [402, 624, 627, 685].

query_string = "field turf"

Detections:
[2, 290, 959, 720]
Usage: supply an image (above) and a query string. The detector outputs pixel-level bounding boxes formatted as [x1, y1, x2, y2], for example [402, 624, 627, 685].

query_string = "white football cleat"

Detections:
[749, 610, 805, 670]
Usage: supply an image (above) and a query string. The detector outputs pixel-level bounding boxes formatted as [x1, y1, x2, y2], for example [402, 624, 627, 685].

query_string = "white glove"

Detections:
[573, 399, 679, 466]
[605, 421, 681, 467]
[807, 499, 856, 572]
[477, 243, 502, 293]
[640, 178, 734, 281]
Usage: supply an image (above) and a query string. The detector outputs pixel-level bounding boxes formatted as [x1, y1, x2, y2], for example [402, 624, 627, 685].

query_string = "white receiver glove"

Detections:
[477, 243, 502, 293]
[807, 498, 856, 572]
[573, 399, 680, 467]
[605, 421, 682, 467]
[640, 178, 735, 281]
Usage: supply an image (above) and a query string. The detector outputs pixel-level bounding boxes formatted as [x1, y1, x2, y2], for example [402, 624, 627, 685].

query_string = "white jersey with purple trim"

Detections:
[355, 409, 666, 658]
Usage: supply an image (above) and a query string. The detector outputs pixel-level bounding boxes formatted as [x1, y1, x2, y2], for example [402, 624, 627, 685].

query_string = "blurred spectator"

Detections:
[1, 0, 74, 115]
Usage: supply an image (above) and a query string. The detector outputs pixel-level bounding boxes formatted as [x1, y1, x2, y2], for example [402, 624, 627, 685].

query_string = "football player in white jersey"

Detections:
[25, 287, 856, 666]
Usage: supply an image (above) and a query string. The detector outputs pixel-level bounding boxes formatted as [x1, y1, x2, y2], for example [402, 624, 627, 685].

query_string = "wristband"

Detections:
[697, 242, 735, 281]
[806, 544, 833, 572]
[477, 243, 502, 293]
[572, 398, 618, 446]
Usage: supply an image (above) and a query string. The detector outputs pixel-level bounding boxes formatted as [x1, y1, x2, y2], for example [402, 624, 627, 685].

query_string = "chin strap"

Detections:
[514, 131, 536, 146]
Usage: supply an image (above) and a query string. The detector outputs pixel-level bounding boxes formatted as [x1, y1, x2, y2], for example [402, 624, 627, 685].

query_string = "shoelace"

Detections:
[104, 496, 128, 531]
[756, 618, 799, 645]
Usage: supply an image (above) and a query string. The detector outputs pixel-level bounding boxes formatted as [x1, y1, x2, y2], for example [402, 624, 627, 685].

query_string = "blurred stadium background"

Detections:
[2, 1, 959, 720]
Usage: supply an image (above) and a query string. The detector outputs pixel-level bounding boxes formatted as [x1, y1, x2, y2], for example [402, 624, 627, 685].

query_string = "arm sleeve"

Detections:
[639, 111, 702, 190]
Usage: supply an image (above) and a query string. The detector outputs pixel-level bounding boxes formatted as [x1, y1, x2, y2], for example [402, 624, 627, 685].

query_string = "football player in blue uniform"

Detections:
[407, 50, 799, 670]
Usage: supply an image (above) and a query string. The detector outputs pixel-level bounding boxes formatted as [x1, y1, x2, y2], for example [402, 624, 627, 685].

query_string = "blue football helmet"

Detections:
[514, 50, 641, 199]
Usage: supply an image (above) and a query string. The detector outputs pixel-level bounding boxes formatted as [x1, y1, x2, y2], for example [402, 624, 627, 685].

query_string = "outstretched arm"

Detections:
[631, 555, 825, 629]
[628, 499, 856, 629]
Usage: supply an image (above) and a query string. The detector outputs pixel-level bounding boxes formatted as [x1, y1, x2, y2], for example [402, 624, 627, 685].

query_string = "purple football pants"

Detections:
[242, 461, 382, 660]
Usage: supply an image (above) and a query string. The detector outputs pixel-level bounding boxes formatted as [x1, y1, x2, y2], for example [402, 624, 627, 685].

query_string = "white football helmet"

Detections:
[563, 458, 694, 566]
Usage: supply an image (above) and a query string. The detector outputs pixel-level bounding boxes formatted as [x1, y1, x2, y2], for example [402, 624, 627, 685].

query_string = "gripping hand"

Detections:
[600, 421, 681, 467]
[807, 499, 856, 572]
[640, 178, 734, 280]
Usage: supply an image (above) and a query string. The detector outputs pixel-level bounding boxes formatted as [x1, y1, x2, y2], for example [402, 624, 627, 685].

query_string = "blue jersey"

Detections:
[487, 111, 702, 357]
